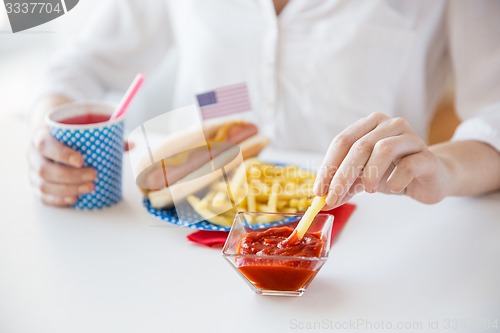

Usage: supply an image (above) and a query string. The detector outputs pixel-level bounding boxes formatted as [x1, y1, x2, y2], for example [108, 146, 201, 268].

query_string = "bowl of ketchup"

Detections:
[222, 212, 334, 296]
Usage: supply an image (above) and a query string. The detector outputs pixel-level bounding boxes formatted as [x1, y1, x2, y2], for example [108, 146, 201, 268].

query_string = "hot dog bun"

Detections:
[136, 120, 269, 208]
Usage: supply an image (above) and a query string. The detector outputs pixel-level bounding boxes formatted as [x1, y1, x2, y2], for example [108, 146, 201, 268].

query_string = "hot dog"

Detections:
[136, 120, 269, 208]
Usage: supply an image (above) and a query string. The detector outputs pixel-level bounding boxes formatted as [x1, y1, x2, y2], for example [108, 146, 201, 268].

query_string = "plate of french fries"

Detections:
[143, 159, 317, 231]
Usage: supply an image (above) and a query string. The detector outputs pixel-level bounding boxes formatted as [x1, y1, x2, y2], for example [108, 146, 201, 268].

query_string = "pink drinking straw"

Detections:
[110, 73, 146, 120]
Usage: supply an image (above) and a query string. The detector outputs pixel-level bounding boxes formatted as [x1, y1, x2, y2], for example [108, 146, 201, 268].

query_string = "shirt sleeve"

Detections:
[37, 0, 171, 101]
[448, 0, 500, 151]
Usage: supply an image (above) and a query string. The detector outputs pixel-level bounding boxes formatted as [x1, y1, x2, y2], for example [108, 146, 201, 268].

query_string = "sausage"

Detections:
[140, 122, 258, 191]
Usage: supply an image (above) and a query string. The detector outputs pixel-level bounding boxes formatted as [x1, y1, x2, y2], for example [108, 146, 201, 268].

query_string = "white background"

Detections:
[0, 0, 171, 128]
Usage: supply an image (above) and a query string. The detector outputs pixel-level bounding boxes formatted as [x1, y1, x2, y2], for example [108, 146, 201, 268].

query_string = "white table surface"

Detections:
[1, 119, 500, 333]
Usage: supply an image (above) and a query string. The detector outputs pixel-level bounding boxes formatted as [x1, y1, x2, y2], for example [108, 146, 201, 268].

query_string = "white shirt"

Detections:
[41, 0, 500, 153]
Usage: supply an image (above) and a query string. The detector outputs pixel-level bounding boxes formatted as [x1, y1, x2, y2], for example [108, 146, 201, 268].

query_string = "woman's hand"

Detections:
[28, 127, 97, 207]
[313, 112, 454, 209]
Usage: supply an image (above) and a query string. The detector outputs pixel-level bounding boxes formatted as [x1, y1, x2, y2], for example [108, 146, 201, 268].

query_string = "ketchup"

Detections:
[59, 113, 110, 125]
[236, 227, 324, 291]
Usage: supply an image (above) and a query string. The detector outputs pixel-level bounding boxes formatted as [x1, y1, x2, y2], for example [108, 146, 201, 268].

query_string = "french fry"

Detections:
[297, 197, 308, 212]
[229, 162, 248, 206]
[186, 195, 233, 227]
[254, 214, 283, 224]
[186, 159, 318, 226]
[267, 181, 281, 211]
[247, 186, 257, 212]
[212, 191, 228, 208]
[230, 162, 247, 190]
[287, 196, 326, 243]
[277, 199, 288, 210]
[256, 203, 270, 211]
[200, 190, 216, 208]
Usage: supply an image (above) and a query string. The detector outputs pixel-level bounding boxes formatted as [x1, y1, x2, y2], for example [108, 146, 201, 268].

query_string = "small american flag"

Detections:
[196, 82, 251, 120]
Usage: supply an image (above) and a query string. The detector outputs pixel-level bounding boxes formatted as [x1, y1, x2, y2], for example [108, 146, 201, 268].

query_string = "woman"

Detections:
[29, 0, 500, 207]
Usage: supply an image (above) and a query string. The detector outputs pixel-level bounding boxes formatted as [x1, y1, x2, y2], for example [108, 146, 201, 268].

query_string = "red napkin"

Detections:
[187, 203, 356, 248]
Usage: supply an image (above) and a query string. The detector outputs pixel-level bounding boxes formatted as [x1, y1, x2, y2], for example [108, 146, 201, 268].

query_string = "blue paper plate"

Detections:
[143, 198, 300, 231]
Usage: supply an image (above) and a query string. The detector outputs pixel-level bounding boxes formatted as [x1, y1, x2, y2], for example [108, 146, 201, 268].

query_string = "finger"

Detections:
[29, 149, 97, 184]
[335, 184, 365, 207]
[386, 151, 435, 194]
[368, 164, 395, 194]
[313, 112, 389, 196]
[31, 173, 95, 196]
[324, 117, 410, 207]
[33, 127, 84, 168]
[124, 140, 135, 151]
[314, 164, 337, 197]
[323, 178, 365, 210]
[361, 133, 426, 193]
[35, 190, 78, 207]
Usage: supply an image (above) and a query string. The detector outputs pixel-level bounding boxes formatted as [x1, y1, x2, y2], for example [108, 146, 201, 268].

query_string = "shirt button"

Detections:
[263, 100, 275, 112]
[264, 100, 274, 107]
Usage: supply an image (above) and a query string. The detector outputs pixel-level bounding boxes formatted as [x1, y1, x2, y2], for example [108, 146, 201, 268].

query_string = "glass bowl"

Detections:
[222, 211, 334, 296]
